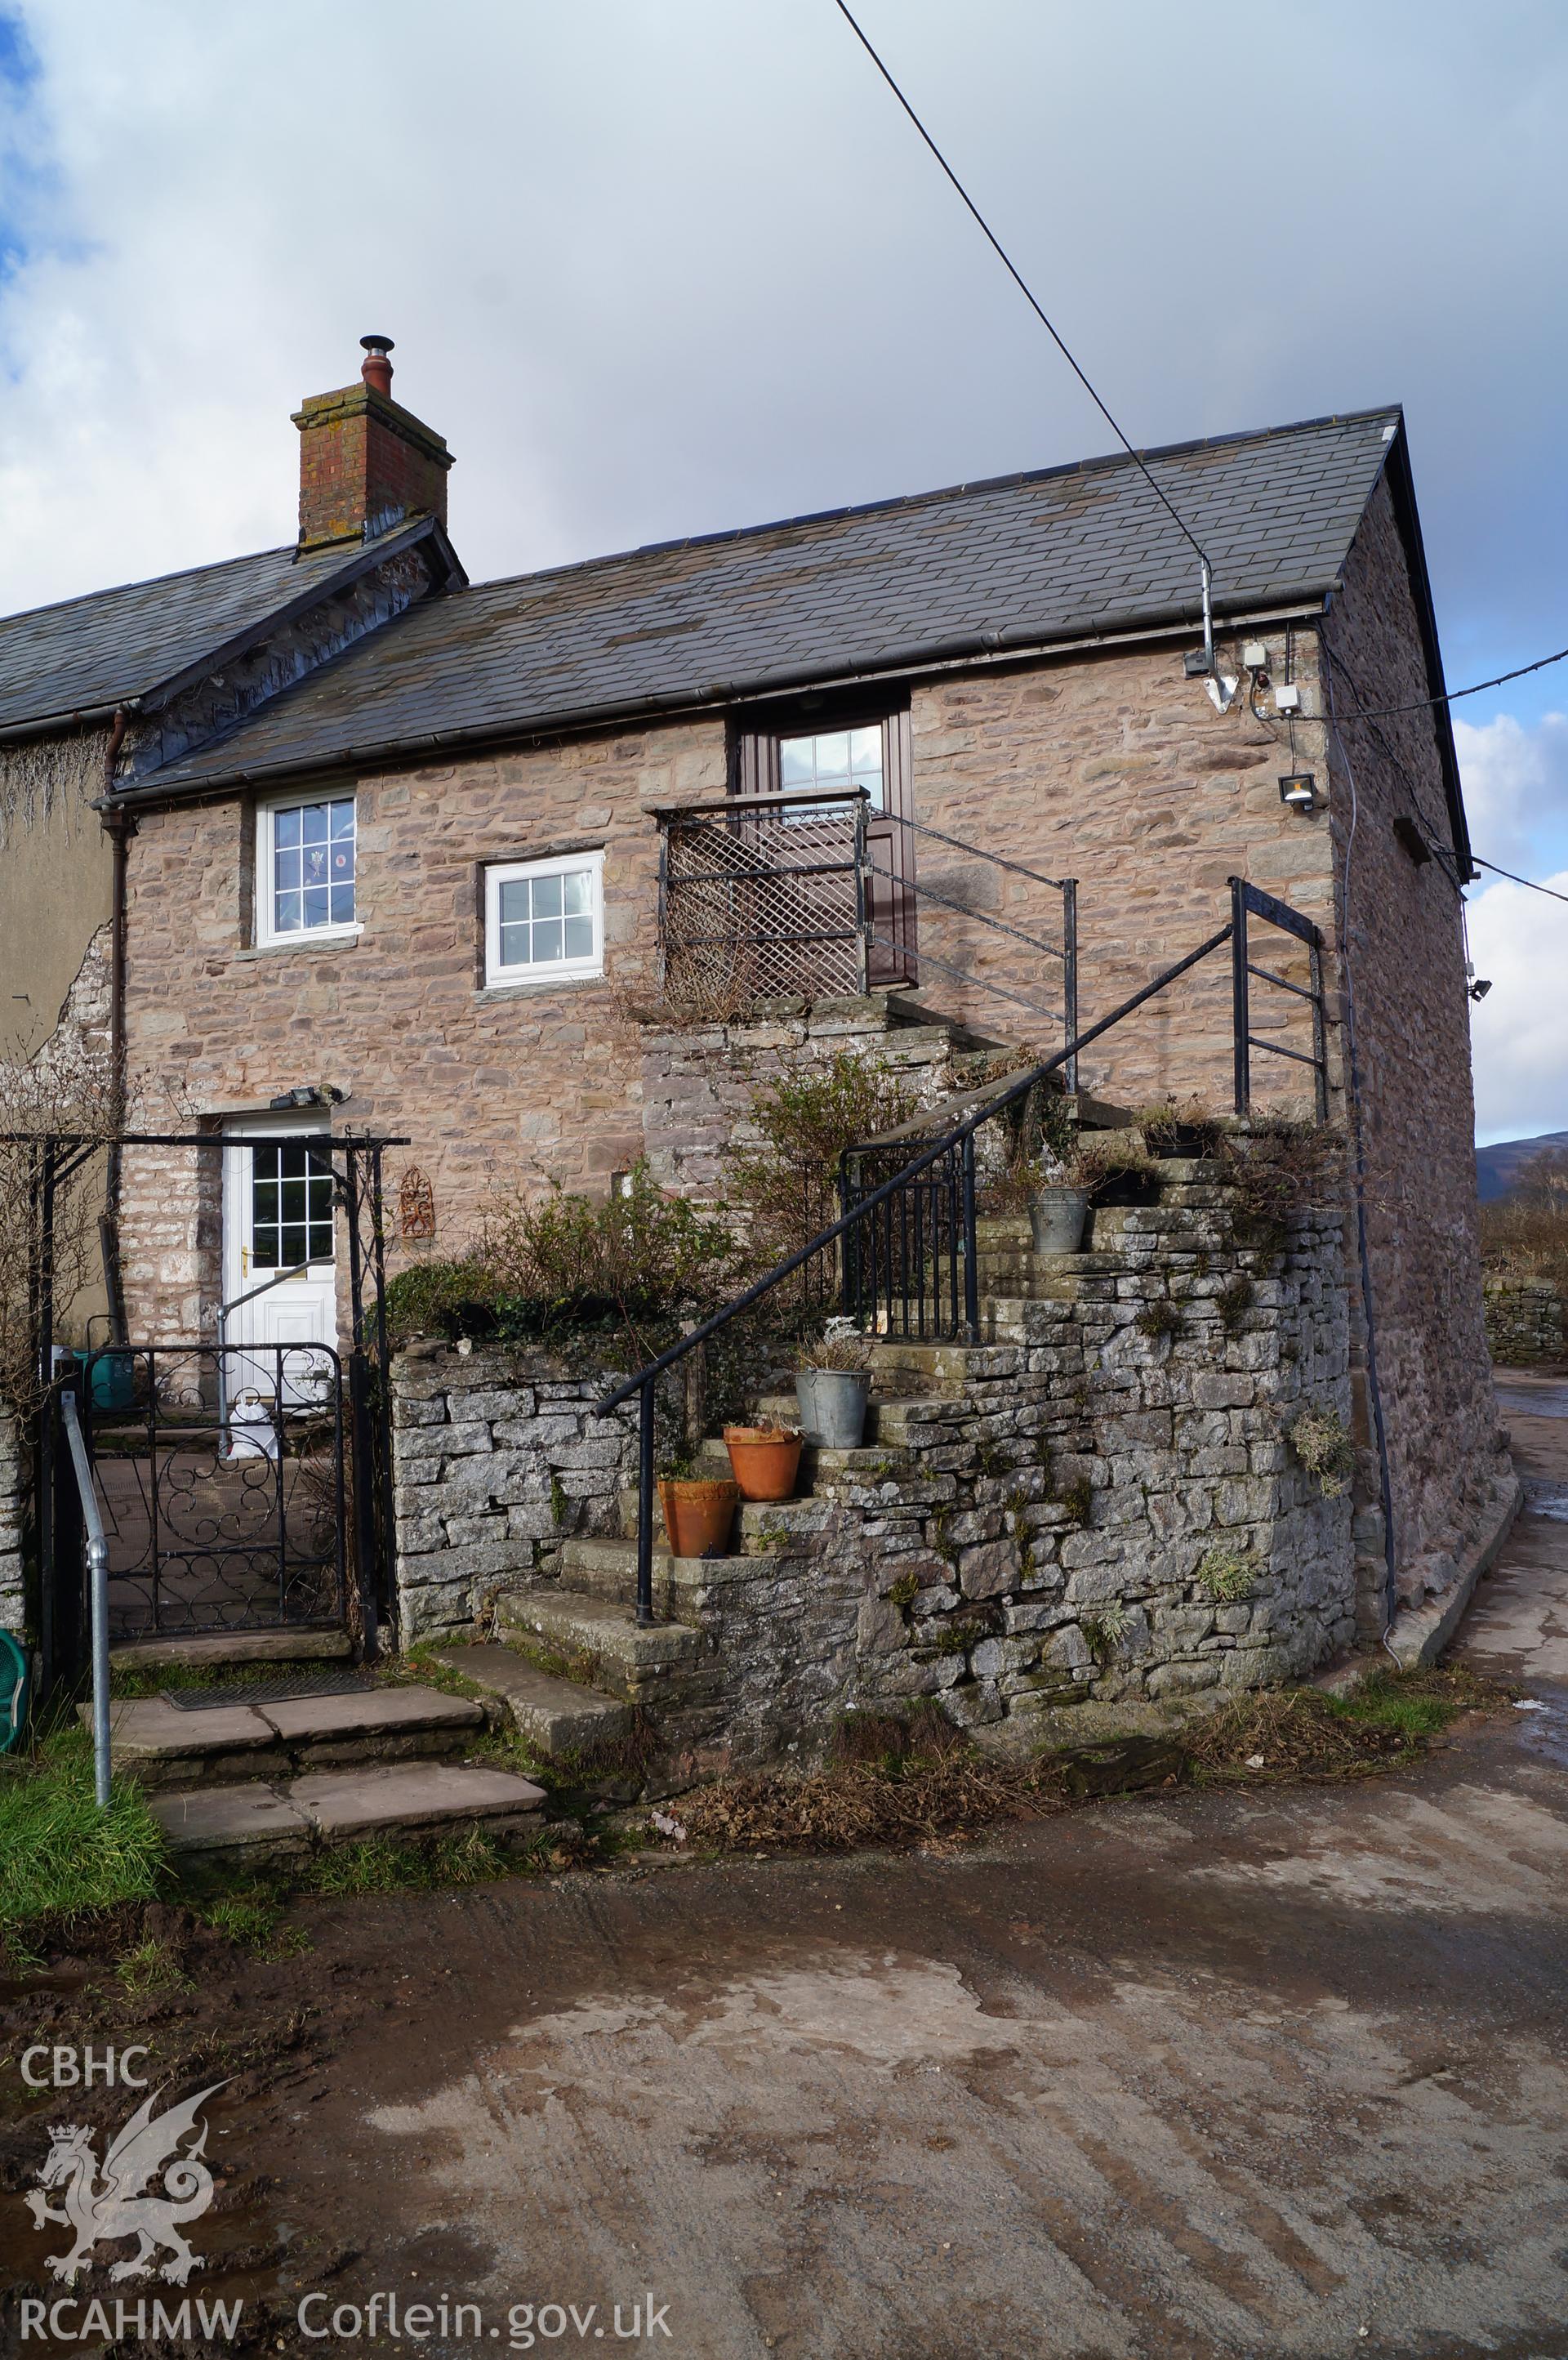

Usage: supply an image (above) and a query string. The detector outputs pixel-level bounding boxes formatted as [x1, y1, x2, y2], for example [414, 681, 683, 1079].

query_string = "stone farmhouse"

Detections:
[0, 338, 1512, 1777]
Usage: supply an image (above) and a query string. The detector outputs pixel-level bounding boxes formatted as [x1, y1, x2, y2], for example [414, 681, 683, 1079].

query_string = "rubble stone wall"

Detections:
[1483, 1277, 1565, 1367]
[1321, 475, 1504, 1607]
[383, 1172, 1450, 1769]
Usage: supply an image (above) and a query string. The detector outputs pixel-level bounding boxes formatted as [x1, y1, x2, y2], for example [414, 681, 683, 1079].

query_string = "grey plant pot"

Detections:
[1029, 1185, 1092, 1255]
[795, 1369, 871, 1449]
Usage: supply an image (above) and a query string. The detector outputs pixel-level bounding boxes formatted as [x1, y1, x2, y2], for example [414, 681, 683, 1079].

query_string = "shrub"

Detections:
[1220, 1119, 1343, 1249]
[479, 1161, 745, 1360]
[1134, 1298, 1185, 1341]
[1290, 1404, 1357, 1497]
[1480, 1190, 1568, 1296]
[725, 1050, 924, 1269]
[384, 1256, 501, 1348]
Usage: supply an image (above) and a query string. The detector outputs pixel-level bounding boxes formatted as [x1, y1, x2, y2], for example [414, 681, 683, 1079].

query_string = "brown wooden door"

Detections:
[741, 712, 918, 990]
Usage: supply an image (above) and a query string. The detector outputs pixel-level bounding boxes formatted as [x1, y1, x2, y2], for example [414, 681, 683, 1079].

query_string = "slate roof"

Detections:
[0, 520, 447, 738]
[131, 405, 1406, 795]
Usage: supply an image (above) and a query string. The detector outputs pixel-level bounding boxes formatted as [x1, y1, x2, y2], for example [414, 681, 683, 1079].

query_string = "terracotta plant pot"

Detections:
[657, 1476, 739, 1559]
[723, 1424, 803, 1503]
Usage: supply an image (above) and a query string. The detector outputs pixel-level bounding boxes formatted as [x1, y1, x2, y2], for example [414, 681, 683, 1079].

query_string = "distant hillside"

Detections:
[1476, 1130, 1568, 1202]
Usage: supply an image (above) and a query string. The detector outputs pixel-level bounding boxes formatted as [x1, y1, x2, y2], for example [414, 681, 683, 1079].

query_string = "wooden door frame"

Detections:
[728, 691, 917, 986]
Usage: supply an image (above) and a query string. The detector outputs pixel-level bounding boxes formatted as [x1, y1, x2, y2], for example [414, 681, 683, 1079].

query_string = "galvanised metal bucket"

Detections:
[795, 1370, 871, 1449]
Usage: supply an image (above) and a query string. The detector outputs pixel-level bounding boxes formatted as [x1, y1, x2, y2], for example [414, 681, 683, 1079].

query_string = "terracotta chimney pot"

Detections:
[359, 333, 394, 397]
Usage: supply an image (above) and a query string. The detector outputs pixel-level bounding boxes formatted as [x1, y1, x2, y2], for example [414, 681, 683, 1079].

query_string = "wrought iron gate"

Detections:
[76, 1343, 347, 1641]
[24, 1126, 406, 1697]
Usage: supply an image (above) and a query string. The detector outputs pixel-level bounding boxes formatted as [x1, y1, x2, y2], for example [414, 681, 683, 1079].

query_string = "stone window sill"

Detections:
[233, 928, 364, 962]
[474, 973, 608, 1004]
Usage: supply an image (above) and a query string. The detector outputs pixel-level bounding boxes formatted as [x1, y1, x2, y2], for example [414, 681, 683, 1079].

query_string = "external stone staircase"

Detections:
[109, 1192, 1105, 1866]
[425, 1202, 1140, 1760]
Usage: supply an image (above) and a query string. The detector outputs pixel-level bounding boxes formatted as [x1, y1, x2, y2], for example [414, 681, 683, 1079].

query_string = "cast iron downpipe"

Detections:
[101, 711, 132, 1344]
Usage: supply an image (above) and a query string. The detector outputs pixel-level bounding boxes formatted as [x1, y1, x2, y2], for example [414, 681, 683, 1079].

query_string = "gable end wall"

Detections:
[1323, 472, 1505, 1602]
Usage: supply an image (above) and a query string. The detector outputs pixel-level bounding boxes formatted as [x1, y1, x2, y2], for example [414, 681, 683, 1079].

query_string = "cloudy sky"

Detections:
[2, 2, 1565, 1144]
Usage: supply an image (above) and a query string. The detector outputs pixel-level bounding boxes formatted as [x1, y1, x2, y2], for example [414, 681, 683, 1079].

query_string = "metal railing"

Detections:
[60, 1388, 110, 1808]
[878, 814, 1079, 1089]
[657, 790, 869, 1006]
[597, 878, 1332, 1622]
[1230, 877, 1330, 1122]
[655, 796, 1081, 1075]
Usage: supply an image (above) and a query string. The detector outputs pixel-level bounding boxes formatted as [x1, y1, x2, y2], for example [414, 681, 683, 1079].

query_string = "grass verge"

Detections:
[0, 1728, 165, 1938]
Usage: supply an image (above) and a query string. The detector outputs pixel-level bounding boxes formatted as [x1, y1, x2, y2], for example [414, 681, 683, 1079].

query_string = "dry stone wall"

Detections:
[678, 1183, 1364, 1769]
[390, 1342, 648, 1644]
[1483, 1278, 1565, 1367]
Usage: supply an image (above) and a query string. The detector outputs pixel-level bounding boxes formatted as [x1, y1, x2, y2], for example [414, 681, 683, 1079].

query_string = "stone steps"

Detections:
[693, 1436, 914, 1483]
[430, 1641, 633, 1758]
[89, 1684, 485, 1793]
[149, 1760, 547, 1869]
[109, 1627, 354, 1675]
[496, 1585, 704, 1704]
[752, 1389, 953, 1442]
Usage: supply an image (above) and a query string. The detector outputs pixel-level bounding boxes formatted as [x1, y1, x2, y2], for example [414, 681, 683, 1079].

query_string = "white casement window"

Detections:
[485, 850, 605, 988]
[256, 792, 358, 945]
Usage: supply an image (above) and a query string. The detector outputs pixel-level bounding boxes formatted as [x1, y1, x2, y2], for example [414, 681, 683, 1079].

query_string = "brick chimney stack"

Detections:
[293, 336, 453, 552]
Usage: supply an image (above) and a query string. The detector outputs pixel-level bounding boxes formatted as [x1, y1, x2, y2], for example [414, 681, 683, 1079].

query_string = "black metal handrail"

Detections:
[595, 879, 1329, 1626]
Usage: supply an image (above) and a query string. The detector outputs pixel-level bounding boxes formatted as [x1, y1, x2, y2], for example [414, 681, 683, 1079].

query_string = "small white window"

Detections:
[485, 850, 604, 988]
[256, 792, 358, 945]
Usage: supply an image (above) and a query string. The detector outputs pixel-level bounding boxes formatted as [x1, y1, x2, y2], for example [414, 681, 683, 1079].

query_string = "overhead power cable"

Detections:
[1471, 855, 1568, 907]
[833, 6, 1568, 737]
[831, 0, 1209, 572]
[1338, 640, 1568, 722]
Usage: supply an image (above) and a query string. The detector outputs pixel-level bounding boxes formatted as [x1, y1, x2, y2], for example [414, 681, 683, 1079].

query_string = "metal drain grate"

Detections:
[163, 1666, 374, 1711]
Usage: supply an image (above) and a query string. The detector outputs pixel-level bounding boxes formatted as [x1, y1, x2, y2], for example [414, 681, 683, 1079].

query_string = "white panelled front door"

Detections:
[221, 1122, 339, 1443]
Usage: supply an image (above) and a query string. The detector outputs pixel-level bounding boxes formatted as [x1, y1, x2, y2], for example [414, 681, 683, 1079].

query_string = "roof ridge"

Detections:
[461, 403, 1405, 600]
[0, 515, 438, 636]
[0, 541, 296, 635]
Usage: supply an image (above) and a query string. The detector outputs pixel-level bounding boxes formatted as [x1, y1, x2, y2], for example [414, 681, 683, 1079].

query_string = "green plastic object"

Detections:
[0, 1629, 28, 1753]
[86, 1349, 136, 1413]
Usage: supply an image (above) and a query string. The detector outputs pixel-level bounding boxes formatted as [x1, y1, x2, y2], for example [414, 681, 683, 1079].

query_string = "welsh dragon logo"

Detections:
[25, 2081, 228, 2286]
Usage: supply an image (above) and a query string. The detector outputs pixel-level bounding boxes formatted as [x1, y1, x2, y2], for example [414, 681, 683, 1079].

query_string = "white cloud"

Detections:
[1, 1, 1567, 626]
[1467, 870, 1568, 1142]
[1454, 712, 1568, 872]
